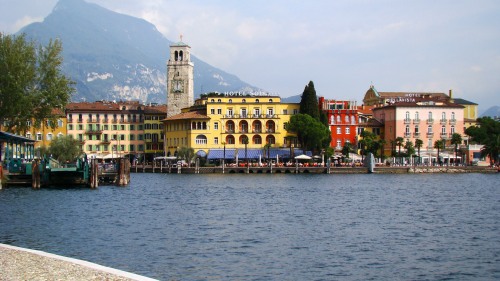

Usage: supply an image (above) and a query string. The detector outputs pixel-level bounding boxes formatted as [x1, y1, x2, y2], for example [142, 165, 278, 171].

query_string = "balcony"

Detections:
[413, 132, 421, 138]
[440, 133, 449, 139]
[404, 119, 411, 124]
[440, 119, 447, 125]
[239, 129, 248, 134]
[85, 129, 102, 135]
[253, 129, 262, 133]
[426, 132, 434, 137]
[68, 119, 74, 123]
[225, 129, 235, 134]
[77, 119, 83, 123]
[449, 119, 456, 125]
[426, 119, 434, 124]
[266, 129, 276, 133]
[112, 119, 118, 123]
[100, 139, 111, 144]
[413, 119, 421, 124]
[404, 132, 411, 138]
[87, 118, 100, 123]
[102, 118, 109, 123]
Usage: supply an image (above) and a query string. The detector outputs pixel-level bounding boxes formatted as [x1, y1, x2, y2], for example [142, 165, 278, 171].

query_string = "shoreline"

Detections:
[130, 165, 499, 174]
[0, 244, 157, 281]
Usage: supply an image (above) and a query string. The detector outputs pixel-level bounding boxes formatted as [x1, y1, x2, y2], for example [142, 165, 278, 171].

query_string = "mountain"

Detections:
[480, 106, 500, 118]
[282, 94, 301, 103]
[17, 0, 259, 103]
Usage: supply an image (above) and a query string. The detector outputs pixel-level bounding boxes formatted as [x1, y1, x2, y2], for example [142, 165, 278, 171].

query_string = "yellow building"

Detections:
[163, 94, 300, 157]
[143, 104, 167, 161]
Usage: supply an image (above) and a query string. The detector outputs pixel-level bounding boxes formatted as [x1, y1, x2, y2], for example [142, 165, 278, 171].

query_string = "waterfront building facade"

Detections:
[66, 101, 145, 158]
[143, 104, 167, 161]
[363, 84, 450, 106]
[372, 99, 464, 158]
[318, 97, 358, 151]
[163, 94, 300, 157]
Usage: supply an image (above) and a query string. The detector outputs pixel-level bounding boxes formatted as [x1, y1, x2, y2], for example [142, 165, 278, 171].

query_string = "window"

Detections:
[345, 127, 350, 134]
[337, 116, 341, 123]
[336, 139, 341, 148]
[441, 112, 446, 121]
[330, 115, 335, 124]
[451, 125, 455, 134]
[293, 109, 299, 115]
[36, 133, 42, 141]
[57, 119, 63, 127]
[129, 145, 135, 152]
[242, 99, 246, 103]
[451, 112, 455, 120]
[415, 111, 419, 120]
[214, 137, 219, 144]
[68, 124, 73, 130]
[47, 133, 53, 141]
[428, 125, 433, 133]
[441, 125, 446, 134]
[241, 108, 247, 117]
[214, 122, 219, 130]
[210, 99, 215, 103]
[256, 99, 260, 103]
[428, 111, 433, 120]
[336, 127, 341, 134]
[130, 134, 135, 141]
[254, 108, 260, 116]
[217, 99, 221, 103]
[268, 99, 273, 103]
[405, 125, 410, 135]
[26, 133, 32, 139]
[130, 125, 135, 130]
[88, 145, 92, 151]
[345, 116, 350, 123]
[217, 108, 222, 114]
[228, 99, 232, 103]
[195, 135, 208, 144]
[405, 111, 410, 120]
[283, 109, 288, 115]
[227, 108, 233, 116]
[211, 108, 215, 114]
[267, 108, 274, 116]
[415, 126, 419, 134]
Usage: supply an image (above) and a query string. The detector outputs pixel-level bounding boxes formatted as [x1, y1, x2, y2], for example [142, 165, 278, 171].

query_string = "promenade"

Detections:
[0, 244, 157, 281]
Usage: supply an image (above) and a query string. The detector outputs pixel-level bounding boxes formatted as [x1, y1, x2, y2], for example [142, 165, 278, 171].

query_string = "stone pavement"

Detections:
[0, 244, 157, 281]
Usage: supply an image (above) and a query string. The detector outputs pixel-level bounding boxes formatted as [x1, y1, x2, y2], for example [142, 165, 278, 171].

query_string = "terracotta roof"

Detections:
[453, 98, 478, 105]
[66, 102, 120, 112]
[164, 111, 210, 121]
[360, 118, 383, 127]
[356, 105, 375, 115]
[373, 101, 464, 110]
[144, 105, 167, 114]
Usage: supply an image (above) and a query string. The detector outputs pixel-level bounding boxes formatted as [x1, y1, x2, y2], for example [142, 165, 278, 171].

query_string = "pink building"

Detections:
[373, 99, 464, 159]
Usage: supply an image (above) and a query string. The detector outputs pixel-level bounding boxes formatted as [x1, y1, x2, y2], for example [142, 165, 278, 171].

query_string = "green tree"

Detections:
[48, 135, 81, 163]
[395, 137, 405, 156]
[341, 142, 353, 159]
[177, 147, 195, 164]
[404, 140, 415, 156]
[466, 117, 500, 165]
[377, 139, 387, 160]
[299, 81, 320, 121]
[434, 139, 445, 165]
[450, 133, 462, 165]
[0, 33, 74, 134]
[285, 113, 330, 152]
[415, 138, 423, 160]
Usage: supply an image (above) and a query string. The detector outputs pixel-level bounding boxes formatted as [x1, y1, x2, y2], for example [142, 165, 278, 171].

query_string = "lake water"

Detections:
[1, 173, 499, 280]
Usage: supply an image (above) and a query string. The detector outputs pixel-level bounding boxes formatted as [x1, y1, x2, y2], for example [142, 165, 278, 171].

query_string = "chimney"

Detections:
[449, 89, 454, 103]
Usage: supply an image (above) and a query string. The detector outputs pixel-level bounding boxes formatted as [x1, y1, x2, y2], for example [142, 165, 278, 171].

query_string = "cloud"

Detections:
[13, 15, 43, 32]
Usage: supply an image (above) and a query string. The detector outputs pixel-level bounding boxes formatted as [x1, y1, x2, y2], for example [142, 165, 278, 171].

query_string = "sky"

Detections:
[1, 0, 499, 113]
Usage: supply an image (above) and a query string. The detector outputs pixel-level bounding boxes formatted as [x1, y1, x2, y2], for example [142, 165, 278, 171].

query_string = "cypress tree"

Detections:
[299, 81, 320, 121]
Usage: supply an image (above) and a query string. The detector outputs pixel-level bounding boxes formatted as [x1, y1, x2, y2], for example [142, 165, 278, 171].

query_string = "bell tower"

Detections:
[167, 35, 194, 117]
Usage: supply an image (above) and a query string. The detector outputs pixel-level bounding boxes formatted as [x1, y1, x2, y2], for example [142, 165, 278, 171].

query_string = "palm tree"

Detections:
[481, 134, 500, 166]
[342, 142, 352, 160]
[395, 137, 404, 156]
[433, 139, 444, 165]
[378, 139, 387, 161]
[450, 133, 462, 165]
[415, 138, 423, 164]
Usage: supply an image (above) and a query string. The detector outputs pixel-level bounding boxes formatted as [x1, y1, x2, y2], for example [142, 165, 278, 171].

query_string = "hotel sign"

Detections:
[219, 91, 277, 97]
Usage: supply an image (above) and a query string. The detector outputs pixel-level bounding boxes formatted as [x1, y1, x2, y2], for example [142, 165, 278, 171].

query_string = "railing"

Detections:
[413, 132, 420, 138]
[68, 119, 73, 123]
[440, 133, 448, 139]
[426, 132, 434, 137]
[426, 119, 434, 124]
[85, 129, 102, 135]
[440, 119, 447, 125]
[253, 129, 262, 133]
[225, 129, 235, 133]
[77, 119, 83, 123]
[413, 119, 420, 124]
[449, 119, 456, 125]
[102, 118, 109, 123]
[404, 119, 411, 124]
[112, 119, 118, 123]
[404, 132, 411, 138]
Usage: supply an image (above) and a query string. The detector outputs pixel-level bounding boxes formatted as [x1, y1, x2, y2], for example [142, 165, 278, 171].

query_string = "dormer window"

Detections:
[242, 99, 246, 103]
[229, 99, 232, 103]
[268, 99, 273, 103]
[256, 99, 260, 103]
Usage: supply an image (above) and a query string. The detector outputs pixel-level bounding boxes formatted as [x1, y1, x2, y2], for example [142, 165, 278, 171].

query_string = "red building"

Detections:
[319, 97, 359, 151]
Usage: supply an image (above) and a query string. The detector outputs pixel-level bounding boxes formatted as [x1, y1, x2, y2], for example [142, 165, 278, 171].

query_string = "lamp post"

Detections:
[221, 141, 226, 168]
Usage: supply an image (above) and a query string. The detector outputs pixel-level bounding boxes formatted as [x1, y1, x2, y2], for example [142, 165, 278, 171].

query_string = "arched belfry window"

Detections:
[179, 50, 184, 61]
[174, 51, 178, 61]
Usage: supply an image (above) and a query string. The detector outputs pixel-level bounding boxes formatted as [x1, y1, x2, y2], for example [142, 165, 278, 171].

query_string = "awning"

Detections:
[236, 149, 263, 159]
[295, 154, 312, 160]
[207, 149, 236, 160]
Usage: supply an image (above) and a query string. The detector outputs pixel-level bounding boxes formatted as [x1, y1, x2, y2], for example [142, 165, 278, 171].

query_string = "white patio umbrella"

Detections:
[294, 154, 312, 160]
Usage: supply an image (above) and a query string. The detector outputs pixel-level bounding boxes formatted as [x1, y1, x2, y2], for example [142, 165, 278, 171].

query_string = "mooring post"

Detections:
[0, 163, 3, 190]
[90, 159, 98, 189]
[32, 159, 40, 189]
